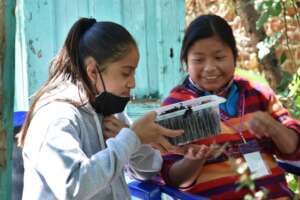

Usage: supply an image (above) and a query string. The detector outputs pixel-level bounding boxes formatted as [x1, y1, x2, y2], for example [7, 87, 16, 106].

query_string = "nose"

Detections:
[127, 75, 136, 89]
[203, 58, 217, 73]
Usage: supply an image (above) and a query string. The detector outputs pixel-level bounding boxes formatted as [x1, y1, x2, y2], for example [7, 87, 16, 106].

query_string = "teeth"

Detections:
[206, 76, 218, 80]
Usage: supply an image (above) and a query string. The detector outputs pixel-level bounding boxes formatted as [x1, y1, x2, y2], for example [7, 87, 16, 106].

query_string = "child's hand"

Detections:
[183, 144, 209, 161]
[168, 142, 227, 188]
[247, 111, 277, 139]
[131, 112, 183, 152]
[247, 111, 299, 154]
[176, 143, 227, 161]
[102, 115, 128, 139]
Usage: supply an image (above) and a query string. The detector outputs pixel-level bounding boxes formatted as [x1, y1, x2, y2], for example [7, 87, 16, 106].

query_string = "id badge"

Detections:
[239, 140, 270, 179]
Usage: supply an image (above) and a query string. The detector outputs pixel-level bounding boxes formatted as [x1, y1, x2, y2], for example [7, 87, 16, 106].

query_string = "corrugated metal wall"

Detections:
[15, 0, 185, 117]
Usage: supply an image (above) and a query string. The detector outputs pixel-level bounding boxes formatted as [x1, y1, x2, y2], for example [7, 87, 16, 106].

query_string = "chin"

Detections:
[203, 86, 221, 92]
[121, 94, 130, 97]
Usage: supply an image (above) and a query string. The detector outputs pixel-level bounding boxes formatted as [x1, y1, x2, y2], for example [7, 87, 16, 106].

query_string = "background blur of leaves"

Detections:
[255, 0, 300, 119]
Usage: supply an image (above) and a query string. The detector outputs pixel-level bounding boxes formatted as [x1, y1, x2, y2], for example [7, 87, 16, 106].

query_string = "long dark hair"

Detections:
[180, 14, 238, 66]
[18, 18, 137, 146]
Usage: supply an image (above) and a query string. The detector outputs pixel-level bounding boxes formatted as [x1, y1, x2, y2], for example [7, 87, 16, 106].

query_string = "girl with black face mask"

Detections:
[18, 18, 183, 200]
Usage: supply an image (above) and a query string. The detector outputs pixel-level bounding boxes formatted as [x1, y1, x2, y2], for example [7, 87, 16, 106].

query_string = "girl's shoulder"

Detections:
[34, 101, 81, 121]
[233, 76, 275, 97]
[162, 85, 197, 106]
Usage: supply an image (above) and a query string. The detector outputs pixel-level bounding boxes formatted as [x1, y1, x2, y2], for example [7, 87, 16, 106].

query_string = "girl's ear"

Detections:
[85, 57, 98, 84]
[182, 62, 188, 72]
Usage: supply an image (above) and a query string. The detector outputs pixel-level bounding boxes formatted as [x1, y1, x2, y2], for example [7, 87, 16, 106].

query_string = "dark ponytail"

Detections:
[62, 18, 97, 98]
[66, 18, 96, 67]
[65, 18, 96, 88]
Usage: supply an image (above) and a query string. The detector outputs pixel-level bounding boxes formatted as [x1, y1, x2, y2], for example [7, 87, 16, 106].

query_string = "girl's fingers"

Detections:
[188, 147, 195, 156]
[173, 146, 185, 155]
[184, 145, 208, 160]
[150, 142, 168, 154]
[156, 136, 177, 152]
[195, 149, 205, 159]
[110, 117, 128, 128]
[104, 116, 128, 130]
[248, 119, 266, 139]
[249, 111, 277, 138]
[154, 122, 184, 138]
[103, 129, 115, 139]
[103, 122, 119, 135]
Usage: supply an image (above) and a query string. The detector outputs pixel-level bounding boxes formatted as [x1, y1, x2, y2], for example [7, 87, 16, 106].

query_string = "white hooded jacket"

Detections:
[22, 82, 162, 200]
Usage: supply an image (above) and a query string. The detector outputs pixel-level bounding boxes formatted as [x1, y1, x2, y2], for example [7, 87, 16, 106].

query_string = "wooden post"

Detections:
[0, 0, 16, 199]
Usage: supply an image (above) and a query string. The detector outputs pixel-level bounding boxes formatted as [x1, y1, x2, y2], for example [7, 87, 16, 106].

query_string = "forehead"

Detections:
[105, 47, 139, 71]
[189, 36, 229, 54]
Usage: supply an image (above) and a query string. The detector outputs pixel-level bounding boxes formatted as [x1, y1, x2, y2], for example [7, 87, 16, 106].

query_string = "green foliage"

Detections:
[254, 0, 300, 121]
[276, 71, 293, 92]
[255, 0, 282, 29]
[263, 32, 282, 48]
[255, 0, 283, 60]
[288, 68, 300, 97]
[253, 0, 300, 196]
[279, 53, 287, 64]
[286, 173, 299, 194]
[257, 32, 282, 59]
[277, 68, 300, 119]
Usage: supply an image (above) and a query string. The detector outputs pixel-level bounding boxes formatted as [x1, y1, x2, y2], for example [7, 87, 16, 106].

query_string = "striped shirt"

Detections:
[161, 76, 300, 200]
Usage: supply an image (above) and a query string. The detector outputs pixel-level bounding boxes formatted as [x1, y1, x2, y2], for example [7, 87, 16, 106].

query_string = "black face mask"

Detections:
[90, 70, 130, 116]
[91, 92, 130, 116]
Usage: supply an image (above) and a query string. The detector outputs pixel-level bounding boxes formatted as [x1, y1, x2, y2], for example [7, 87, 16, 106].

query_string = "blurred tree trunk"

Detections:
[235, 0, 283, 89]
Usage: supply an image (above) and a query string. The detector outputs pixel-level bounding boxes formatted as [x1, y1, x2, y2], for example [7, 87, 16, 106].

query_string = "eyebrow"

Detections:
[121, 65, 136, 70]
[214, 50, 224, 54]
[192, 50, 224, 55]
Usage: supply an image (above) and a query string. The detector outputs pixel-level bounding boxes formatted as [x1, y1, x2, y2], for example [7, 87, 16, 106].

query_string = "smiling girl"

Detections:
[161, 14, 300, 200]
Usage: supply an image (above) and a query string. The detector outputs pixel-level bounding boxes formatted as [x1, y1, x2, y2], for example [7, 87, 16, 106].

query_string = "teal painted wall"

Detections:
[15, 0, 185, 118]
[0, 0, 16, 199]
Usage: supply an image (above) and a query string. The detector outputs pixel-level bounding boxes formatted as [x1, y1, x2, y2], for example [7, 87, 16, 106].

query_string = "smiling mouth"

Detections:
[204, 76, 220, 81]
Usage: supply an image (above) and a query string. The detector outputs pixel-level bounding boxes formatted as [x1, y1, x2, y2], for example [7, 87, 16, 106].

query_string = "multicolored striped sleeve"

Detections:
[250, 80, 300, 160]
[267, 92, 300, 160]
[161, 86, 198, 106]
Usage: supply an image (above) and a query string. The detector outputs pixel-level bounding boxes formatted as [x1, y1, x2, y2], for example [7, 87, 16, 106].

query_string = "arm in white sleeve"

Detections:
[116, 112, 163, 180]
[29, 119, 140, 200]
[127, 144, 162, 180]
